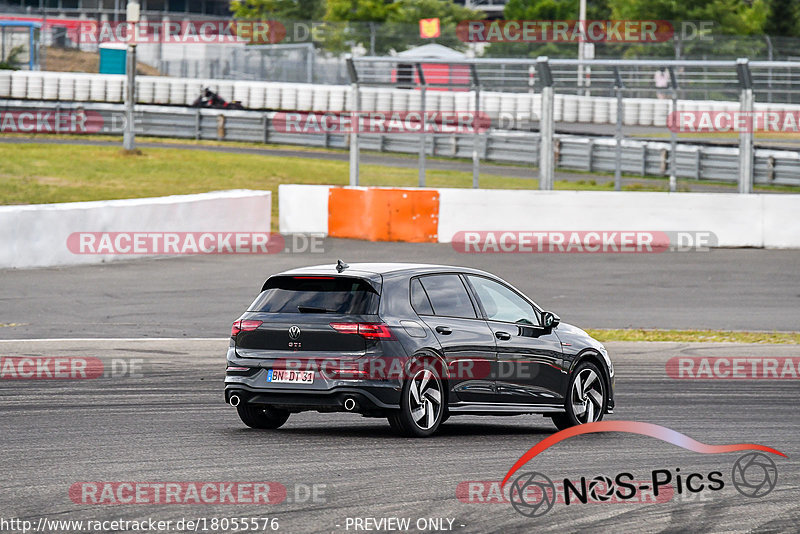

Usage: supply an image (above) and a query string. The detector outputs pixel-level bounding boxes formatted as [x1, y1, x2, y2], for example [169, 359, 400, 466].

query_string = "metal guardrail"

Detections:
[350, 56, 799, 192]
[2, 99, 799, 186]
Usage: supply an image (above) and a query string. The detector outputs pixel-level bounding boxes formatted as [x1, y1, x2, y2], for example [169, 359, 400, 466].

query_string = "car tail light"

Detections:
[329, 322, 394, 339]
[231, 320, 263, 337]
[323, 367, 370, 380]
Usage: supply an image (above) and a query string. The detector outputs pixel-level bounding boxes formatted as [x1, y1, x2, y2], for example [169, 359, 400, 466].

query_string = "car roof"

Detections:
[276, 262, 495, 278]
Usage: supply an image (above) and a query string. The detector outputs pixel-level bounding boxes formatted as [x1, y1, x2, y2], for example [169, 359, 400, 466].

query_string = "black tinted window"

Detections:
[419, 275, 476, 319]
[249, 276, 379, 314]
[410, 278, 434, 315]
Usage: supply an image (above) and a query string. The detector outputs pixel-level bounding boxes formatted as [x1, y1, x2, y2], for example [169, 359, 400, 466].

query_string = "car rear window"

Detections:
[248, 276, 380, 314]
[410, 278, 434, 315]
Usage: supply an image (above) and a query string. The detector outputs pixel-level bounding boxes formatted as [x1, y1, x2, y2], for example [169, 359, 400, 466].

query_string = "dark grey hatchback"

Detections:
[225, 262, 615, 437]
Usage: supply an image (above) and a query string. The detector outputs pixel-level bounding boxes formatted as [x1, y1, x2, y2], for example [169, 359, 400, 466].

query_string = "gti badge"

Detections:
[288, 325, 301, 348]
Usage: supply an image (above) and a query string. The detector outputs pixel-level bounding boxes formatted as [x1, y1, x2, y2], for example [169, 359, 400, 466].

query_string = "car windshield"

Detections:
[248, 276, 380, 315]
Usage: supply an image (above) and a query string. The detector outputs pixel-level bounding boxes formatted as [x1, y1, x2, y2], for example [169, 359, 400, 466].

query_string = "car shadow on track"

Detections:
[223, 420, 557, 439]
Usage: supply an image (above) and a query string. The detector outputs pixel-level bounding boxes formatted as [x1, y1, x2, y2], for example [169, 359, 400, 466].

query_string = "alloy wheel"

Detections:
[408, 369, 442, 430]
[570, 368, 604, 424]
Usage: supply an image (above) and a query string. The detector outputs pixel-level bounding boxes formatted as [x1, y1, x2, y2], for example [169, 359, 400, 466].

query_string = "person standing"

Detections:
[654, 68, 670, 99]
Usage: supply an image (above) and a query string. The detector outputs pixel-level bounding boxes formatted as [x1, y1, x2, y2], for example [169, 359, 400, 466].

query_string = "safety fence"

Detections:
[348, 56, 800, 192]
[2, 99, 798, 186]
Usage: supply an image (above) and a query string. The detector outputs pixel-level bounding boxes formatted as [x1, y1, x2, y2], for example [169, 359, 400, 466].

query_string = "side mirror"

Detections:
[541, 311, 560, 328]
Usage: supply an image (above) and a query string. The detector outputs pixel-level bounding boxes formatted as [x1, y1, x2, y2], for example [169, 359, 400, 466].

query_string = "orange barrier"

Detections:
[328, 188, 439, 242]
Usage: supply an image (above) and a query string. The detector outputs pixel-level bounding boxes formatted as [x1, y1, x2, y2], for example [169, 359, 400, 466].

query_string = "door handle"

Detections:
[495, 331, 511, 340]
[435, 326, 452, 335]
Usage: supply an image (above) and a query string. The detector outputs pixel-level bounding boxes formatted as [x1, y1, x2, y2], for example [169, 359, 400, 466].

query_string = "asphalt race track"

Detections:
[0, 339, 797, 533]
[1, 243, 799, 533]
[1, 241, 800, 338]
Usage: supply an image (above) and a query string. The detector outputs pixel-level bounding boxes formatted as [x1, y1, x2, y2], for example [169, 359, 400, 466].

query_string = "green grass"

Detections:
[2, 138, 799, 230]
[0, 132, 350, 154]
[0, 142, 679, 229]
[586, 328, 800, 344]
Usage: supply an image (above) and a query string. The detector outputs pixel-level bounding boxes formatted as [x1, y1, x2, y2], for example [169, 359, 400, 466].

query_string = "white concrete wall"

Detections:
[761, 195, 800, 248]
[278, 185, 800, 248]
[278, 184, 330, 234]
[437, 189, 800, 248]
[0, 190, 270, 269]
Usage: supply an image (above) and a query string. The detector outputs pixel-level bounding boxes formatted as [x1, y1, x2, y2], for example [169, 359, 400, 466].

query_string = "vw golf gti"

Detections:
[225, 262, 615, 437]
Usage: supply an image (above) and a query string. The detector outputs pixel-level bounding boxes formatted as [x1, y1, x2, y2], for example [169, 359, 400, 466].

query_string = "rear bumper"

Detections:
[224, 383, 401, 413]
[225, 346, 405, 413]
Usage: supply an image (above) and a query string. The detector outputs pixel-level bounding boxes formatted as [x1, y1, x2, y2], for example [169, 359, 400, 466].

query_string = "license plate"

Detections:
[267, 369, 314, 384]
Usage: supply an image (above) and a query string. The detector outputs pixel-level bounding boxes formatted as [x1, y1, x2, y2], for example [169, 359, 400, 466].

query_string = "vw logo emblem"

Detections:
[288, 326, 301, 340]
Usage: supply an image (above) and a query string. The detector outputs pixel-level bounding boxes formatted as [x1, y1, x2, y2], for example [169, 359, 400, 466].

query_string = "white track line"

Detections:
[0, 337, 227, 342]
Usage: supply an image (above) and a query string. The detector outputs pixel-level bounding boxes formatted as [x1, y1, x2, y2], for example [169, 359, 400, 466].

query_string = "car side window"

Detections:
[410, 278, 434, 315]
[467, 276, 538, 326]
[418, 275, 477, 319]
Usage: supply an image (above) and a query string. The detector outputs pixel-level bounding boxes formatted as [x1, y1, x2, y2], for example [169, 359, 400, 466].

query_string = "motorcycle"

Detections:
[190, 88, 244, 110]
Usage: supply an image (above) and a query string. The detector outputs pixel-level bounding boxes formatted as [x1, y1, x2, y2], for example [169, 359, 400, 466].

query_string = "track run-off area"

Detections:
[1, 242, 799, 533]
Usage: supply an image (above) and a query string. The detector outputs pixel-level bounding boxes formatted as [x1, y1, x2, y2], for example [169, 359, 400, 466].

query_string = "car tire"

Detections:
[388, 362, 444, 437]
[236, 404, 290, 429]
[387, 414, 403, 433]
[552, 361, 606, 431]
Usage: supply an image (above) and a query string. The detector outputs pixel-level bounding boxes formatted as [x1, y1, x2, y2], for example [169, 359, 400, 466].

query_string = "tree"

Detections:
[324, 0, 395, 23]
[0, 45, 24, 70]
[485, 0, 611, 58]
[503, 0, 610, 21]
[230, 0, 326, 22]
[232, 0, 482, 54]
[323, 0, 483, 54]
[607, 0, 768, 36]
[607, 0, 769, 58]
[765, 0, 800, 37]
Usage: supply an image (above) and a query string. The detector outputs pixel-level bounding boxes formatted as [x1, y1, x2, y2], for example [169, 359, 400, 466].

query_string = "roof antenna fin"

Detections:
[336, 259, 349, 273]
